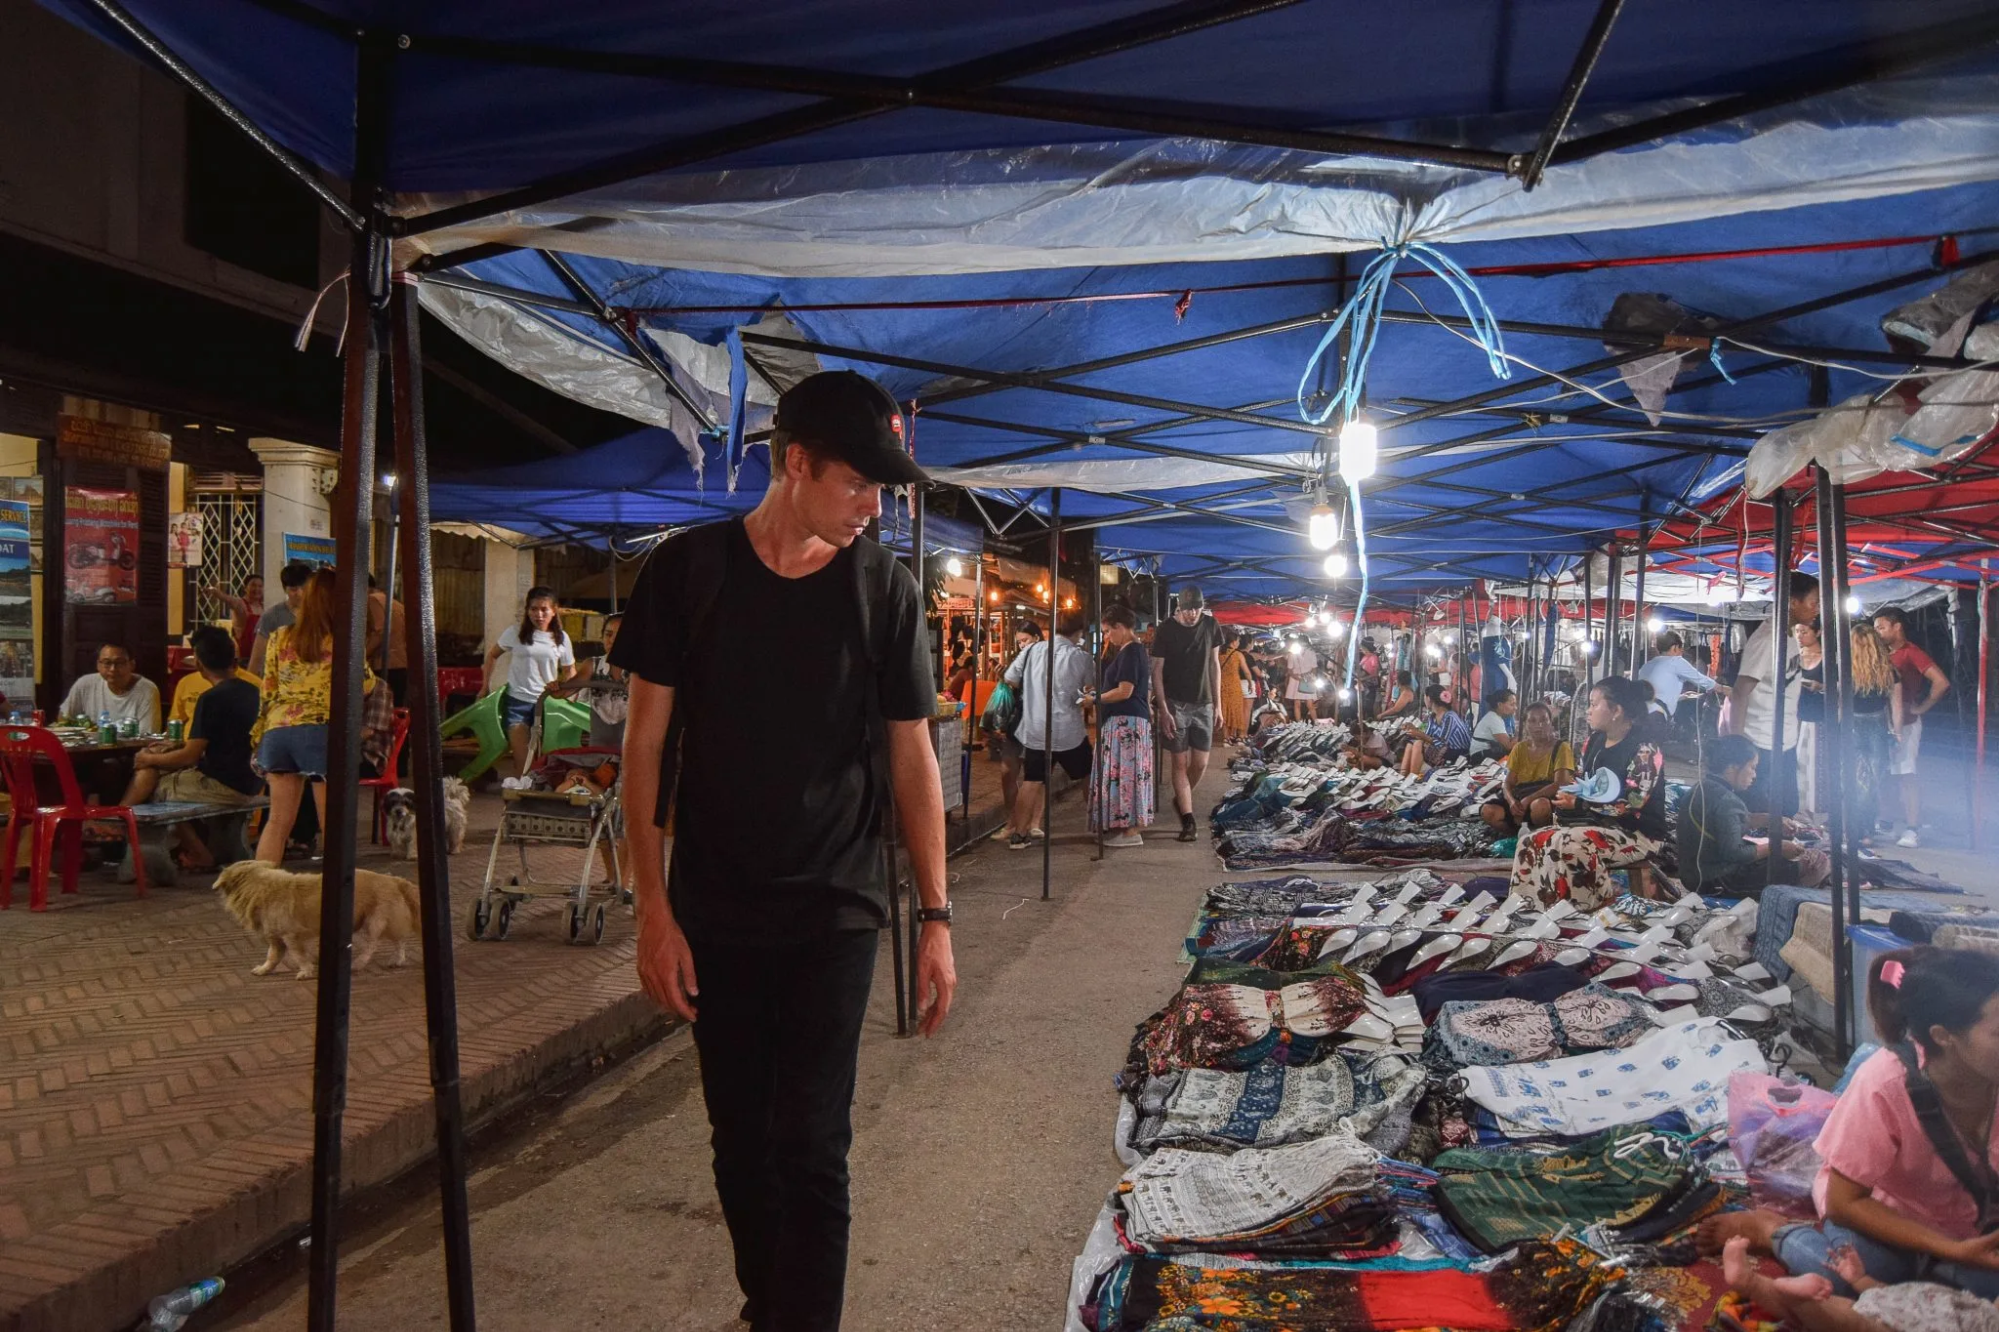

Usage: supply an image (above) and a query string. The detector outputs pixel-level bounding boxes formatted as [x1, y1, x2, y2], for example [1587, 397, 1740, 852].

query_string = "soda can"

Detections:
[31, 710, 43, 726]
[166, 718, 185, 743]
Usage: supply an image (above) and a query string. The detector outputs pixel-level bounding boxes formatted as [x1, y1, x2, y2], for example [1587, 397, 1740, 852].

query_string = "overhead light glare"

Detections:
[945, 556, 965, 577]
[1338, 418, 1378, 482]
[1645, 615, 1664, 633]
[1307, 503, 1340, 551]
[1322, 551, 1349, 579]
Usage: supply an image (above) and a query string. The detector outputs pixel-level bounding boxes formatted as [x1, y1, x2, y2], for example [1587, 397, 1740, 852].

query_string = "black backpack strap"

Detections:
[1893, 1040, 1999, 1229]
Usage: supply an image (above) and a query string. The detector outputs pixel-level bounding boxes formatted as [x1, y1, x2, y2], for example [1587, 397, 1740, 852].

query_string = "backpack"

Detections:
[982, 678, 1022, 740]
[651, 519, 904, 829]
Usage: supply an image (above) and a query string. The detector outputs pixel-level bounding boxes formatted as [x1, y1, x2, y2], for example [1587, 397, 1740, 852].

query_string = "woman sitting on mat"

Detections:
[1397, 684, 1472, 776]
[1480, 700, 1573, 836]
[1704, 947, 1999, 1306]
[1508, 676, 1665, 909]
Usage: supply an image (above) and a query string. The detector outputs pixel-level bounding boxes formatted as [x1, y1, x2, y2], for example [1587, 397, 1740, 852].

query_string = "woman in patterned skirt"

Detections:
[1087, 602, 1155, 849]
[1510, 676, 1666, 908]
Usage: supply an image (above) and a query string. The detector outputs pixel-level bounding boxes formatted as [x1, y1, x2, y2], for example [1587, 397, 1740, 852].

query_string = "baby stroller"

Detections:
[467, 683, 630, 945]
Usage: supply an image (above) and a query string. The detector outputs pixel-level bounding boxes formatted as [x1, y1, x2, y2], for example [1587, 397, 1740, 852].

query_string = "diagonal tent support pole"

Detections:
[1828, 479, 1863, 1051]
[308, 39, 392, 1332]
[1518, 0, 1628, 189]
[541, 251, 718, 432]
[1043, 488, 1062, 903]
[388, 276, 478, 1330]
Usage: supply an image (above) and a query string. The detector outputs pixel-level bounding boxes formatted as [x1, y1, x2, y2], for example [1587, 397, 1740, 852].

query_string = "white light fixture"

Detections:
[1338, 418, 1378, 482]
[1312, 674, 1327, 689]
[1582, 641, 1599, 656]
[1646, 615, 1664, 633]
[1326, 619, 1347, 639]
[1322, 551, 1349, 579]
[1338, 687, 1354, 702]
[1305, 611, 1320, 627]
[1424, 643, 1442, 659]
[1846, 594, 1863, 615]
[1308, 503, 1340, 551]
[381, 472, 397, 489]
[945, 556, 965, 578]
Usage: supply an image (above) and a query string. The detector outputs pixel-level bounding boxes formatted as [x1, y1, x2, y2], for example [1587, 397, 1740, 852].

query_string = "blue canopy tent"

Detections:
[39, 0, 1999, 1320]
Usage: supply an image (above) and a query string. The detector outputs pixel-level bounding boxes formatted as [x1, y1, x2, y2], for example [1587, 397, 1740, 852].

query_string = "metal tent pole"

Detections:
[1768, 491, 1796, 901]
[1827, 481, 1862, 961]
[1093, 547, 1105, 862]
[387, 276, 476, 1330]
[1582, 553, 1594, 690]
[906, 484, 925, 1025]
[1978, 566, 1991, 852]
[1814, 469, 1853, 1048]
[967, 546, 984, 825]
[1605, 543, 1625, 677]
[1633, 503, 1650, 669]
[606, 535, 620, 615]
[307, 40, 390, 1332]
[1043, 488, 1061, 902]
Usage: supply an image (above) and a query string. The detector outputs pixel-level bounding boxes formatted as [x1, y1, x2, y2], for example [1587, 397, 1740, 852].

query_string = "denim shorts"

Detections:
[501, 692, 539, 730]
[257, 723, 329, 779]
[1775, 1219, 1999, 1300]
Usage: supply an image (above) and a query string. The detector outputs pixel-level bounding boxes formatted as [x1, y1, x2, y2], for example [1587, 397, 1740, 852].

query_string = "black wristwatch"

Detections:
[917, 902, 953, 925]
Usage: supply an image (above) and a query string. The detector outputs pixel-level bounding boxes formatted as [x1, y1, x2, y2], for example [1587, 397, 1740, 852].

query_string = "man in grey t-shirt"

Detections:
[248, 561, 313, 676]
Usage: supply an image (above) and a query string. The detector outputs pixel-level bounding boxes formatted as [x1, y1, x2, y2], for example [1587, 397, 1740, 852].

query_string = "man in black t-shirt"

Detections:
[1150, 586, 1226, 841]
[123, 626, 261, 869]
[611, 371, 956, 1333]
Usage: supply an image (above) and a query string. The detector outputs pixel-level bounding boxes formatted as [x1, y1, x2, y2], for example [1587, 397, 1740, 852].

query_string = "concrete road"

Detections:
[235, 763, 1236, 1330]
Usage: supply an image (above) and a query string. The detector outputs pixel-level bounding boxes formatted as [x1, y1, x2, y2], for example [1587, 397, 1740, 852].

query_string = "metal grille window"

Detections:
[189, 475, 262, 629]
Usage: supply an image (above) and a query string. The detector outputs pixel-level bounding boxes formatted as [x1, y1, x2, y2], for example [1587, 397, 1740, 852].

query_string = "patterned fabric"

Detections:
[1432, 1130, 1690, 1253]
[1091, 714, 1156, 832]
[1424, 984, 1655, 1071]
[259, 625, 375, 732]
[1427, 708, 1474, 755]
[1089, 1240, 1616, 1331]
[1855, 1282, 1999, 1331]
[1459, 1017, 1766, 1137]
[1120, 1130, 1384, 1250]
[1509, 821, 1659, 909]
[1135, 972, 1369, 1075]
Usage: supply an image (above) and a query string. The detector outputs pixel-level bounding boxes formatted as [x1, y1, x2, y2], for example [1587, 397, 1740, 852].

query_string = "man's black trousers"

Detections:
[688, 926, 878, 1332]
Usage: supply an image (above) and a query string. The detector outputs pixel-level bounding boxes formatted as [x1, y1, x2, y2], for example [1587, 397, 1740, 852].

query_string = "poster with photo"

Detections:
[0, 477, 44, 544]
[283, 532, 336, 568]
[168, 511, 204, 568]
[64, 487, 140, 604]
[0, 499, 33, 707]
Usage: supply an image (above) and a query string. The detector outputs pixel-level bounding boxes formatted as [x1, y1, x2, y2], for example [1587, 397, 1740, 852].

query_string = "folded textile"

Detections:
[1131, 1052, 1428, 1155]
[1431, 1129, 1690, 1253]
[1459, 1018, 1765, 1137]
[1120, 1131, 1384, 1250]
[1088, 1239, 1618, 1332]
[1411, 961, 1591, 1024]
[1422, 983, 1654, 1071]
[1135, 971, 1370, 1075]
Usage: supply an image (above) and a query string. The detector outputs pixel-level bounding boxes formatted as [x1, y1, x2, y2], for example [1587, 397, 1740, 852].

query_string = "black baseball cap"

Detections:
[774, 371, 929, 486]
[1176, 586, 1205, 611]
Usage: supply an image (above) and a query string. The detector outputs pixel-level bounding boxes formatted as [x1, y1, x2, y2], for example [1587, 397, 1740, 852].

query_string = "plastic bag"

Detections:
[1728, 1071, 1838, 1219]
[981, 679, 1021, 739]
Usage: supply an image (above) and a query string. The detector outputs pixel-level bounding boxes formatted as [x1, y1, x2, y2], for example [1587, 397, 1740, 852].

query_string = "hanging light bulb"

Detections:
[1305, 611, 1320, 627]
[1308, 503, 1340, 551]
[1325, 618, 1346, 639]
[1646, 615, 1664, 633]
[1323, 551, 1349, 579]
[1338, 418, 1378, 482]
[945, 556, 965, 578]
[1338, 687, 1354, 702]
[1846, 593, 1863, 616]
[1582, 640, 1599, 656]
[1424, 643, 1443, 659]
[987, 590, 1000, 604]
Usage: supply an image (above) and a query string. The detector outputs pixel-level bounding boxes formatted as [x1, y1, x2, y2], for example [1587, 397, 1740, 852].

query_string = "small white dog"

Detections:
[382, 777, 470, 861]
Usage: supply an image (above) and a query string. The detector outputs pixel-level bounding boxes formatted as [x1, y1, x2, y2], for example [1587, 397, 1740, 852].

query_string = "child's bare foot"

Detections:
[1772, 1271, 1836, 1301]
[1830, 1243, 1875, 1293]
[1701, 1208, 1787, 1256]
[1722, 1236, 1758, 1289]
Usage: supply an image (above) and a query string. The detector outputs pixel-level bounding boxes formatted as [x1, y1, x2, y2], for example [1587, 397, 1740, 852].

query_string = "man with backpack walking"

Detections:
[613, 371, 956, 1332]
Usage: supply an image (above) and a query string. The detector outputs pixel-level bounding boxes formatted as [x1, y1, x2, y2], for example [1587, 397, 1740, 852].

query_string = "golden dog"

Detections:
[214, 861, 422, 979]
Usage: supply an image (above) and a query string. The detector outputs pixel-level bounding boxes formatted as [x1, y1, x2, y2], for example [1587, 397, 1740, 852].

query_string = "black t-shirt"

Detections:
[608, 520, 934, 939]
[1152, 614, 1224, 705]
[192, 677, 262, 795]
[1100, 641, 1151, 720]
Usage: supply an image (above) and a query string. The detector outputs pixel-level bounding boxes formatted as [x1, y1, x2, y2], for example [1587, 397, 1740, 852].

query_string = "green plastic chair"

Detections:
[439, 691, 593, 780]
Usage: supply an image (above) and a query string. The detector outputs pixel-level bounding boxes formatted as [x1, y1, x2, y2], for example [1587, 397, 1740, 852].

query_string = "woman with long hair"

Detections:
[1850, 621, 1904, 837]
[1218, 631, 1253, 743]
[1480, 700, 1575, 836]
[483, 585, 577, 779]
[1087, 603, 1154, 848]
[1509, 676, 1666, 908]
[253, 569, 372, 862]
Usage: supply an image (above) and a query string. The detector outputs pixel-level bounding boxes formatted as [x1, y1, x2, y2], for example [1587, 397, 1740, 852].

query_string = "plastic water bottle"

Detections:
[97, 708, 115, 746]
[147, 1277, 223, 1330]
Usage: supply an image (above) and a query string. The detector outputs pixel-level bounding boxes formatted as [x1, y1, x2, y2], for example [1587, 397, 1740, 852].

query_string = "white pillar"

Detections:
[482, 539, 532, 653]
[248, 438, 337, 586]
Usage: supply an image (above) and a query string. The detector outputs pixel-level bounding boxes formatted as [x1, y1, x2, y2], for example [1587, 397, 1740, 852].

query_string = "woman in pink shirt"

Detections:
[1705, 947, 1999, 1300]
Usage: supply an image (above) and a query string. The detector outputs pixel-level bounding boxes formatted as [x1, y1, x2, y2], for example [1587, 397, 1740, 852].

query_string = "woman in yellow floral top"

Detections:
[253, 569, 373, 862]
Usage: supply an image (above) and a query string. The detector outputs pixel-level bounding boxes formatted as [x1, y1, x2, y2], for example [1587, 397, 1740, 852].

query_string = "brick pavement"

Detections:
[0, 796, 664, 1331]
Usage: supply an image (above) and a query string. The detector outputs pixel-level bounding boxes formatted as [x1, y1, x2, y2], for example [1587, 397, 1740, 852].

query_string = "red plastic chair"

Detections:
[0, 726, 146, 911]
[362, 708, 412, 843]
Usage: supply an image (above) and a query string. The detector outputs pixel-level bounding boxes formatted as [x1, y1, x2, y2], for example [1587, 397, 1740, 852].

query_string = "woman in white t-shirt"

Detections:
[483, 585, 576, 777]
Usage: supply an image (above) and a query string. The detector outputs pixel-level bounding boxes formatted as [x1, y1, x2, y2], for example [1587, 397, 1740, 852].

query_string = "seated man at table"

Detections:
[62, 642, 162, 732]
[122, 628, 262, 869]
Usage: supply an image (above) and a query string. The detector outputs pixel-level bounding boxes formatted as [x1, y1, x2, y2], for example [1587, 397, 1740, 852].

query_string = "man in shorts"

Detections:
[1873, 606, 1950, 847]
[1003, 611, 1093, 849]
[1151, 586, 1225, 842]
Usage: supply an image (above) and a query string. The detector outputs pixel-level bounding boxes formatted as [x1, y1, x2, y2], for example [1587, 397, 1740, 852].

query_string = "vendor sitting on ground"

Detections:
[120, 627, 262, 870]
[1480, 700, 1574, 836]
[1509, 676, 1666, 908]
[62, 641, 161, 731]
[1396, 684, 1472, 776]
[1704, 947, 1999, 1308]
[1677, 733, 1831, 894]
[1471, 688, 1518, 759]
